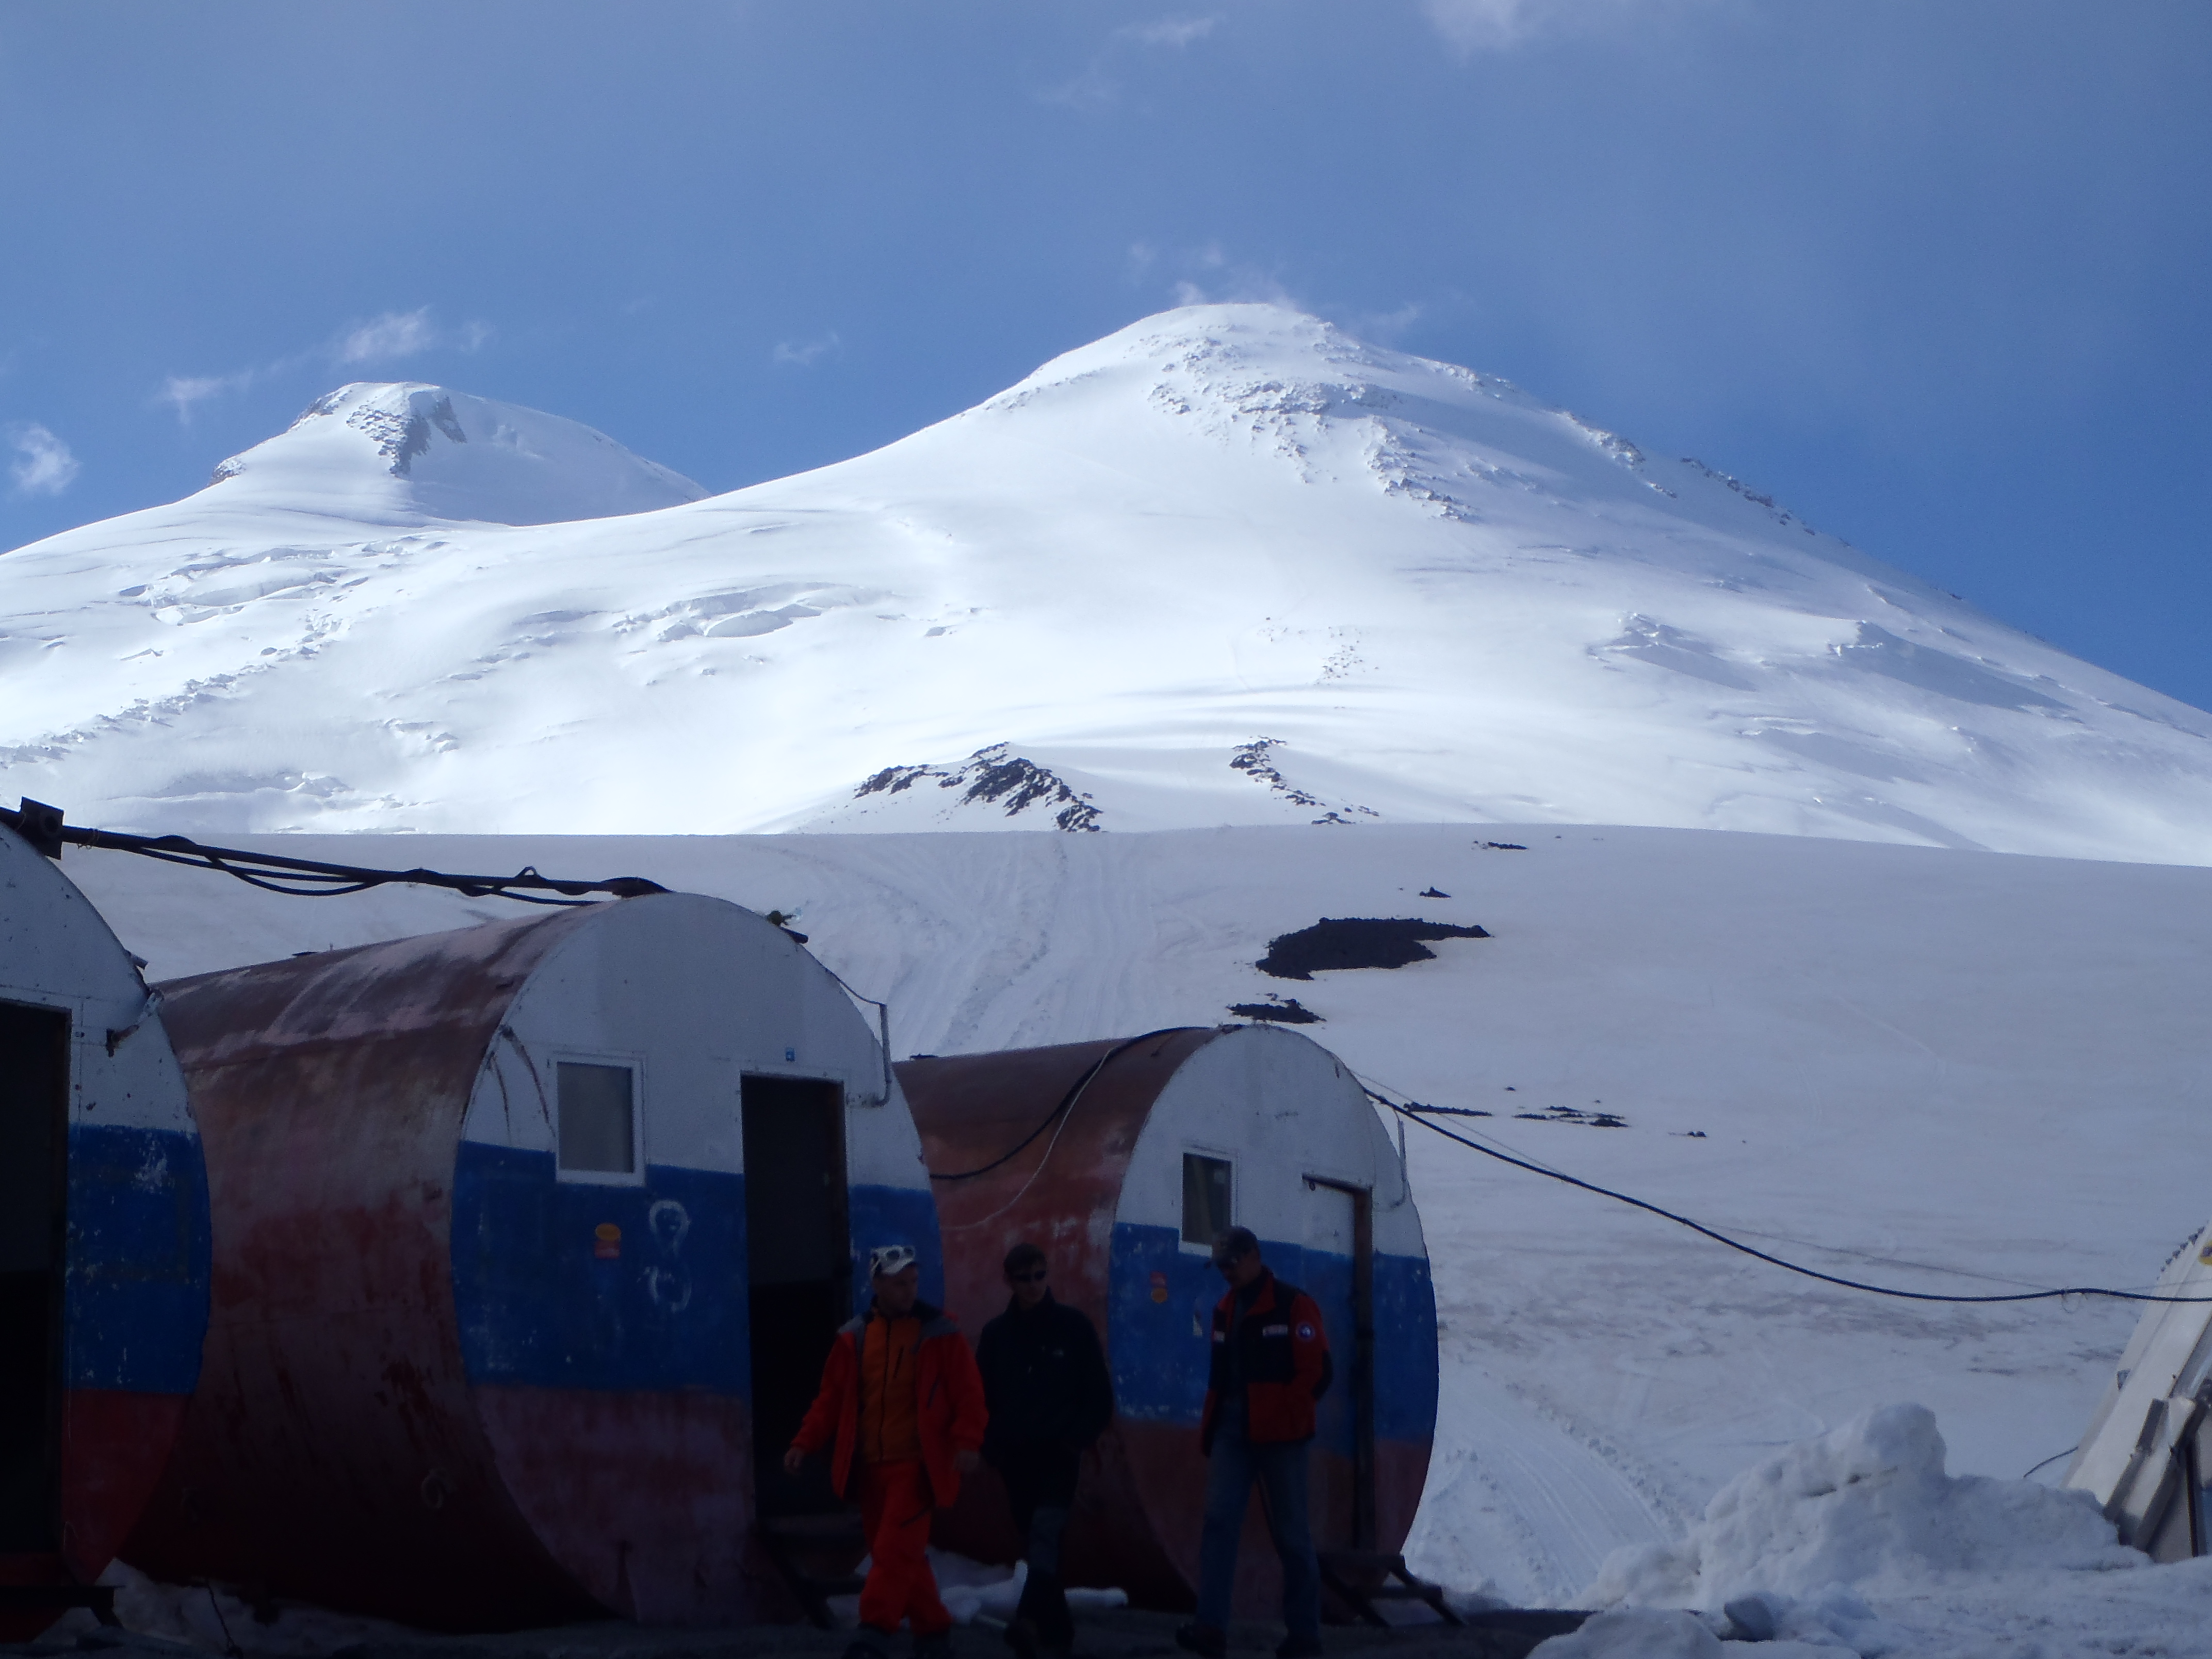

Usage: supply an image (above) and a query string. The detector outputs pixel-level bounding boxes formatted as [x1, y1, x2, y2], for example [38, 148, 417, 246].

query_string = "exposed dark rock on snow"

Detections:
[1231, 738, 1378, 825]
[1515, 1104, 1629, 1128]
[1256, 917, 1490, 981]
[1231, 738, 1324, 808]
[855, 742, 1102, 831]
[1226, 998, 1323, 1024]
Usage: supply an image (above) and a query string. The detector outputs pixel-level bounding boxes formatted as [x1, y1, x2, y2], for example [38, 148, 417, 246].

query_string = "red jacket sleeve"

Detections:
[1290, 1291, 1331, 1401]
[792, 1331, 853, 1454]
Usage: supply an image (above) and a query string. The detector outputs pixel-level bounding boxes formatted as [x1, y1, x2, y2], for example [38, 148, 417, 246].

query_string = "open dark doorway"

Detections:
[742, 1076, 850, 1519]
[0, 1000, 70, 1552]
[1305, 1177, 1377, 1551]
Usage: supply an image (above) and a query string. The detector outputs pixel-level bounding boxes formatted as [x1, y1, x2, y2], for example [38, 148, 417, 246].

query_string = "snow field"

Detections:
[56, 822, 2212, 1639]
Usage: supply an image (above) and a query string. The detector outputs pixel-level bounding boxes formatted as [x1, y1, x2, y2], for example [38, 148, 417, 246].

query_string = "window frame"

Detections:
[1179, 1147, 1235, 1252]
[551, 1052, 647, 1186]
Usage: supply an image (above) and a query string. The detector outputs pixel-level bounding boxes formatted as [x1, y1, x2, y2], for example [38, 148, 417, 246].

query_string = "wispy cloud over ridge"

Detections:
[7, 424, 80, 497]
[1423, 0, 1659, 53]
[1117, 16, 1217, 47]
[337, 307, 437, 364]
[155, 308, 495, 423]
[773, 331, 842, 367]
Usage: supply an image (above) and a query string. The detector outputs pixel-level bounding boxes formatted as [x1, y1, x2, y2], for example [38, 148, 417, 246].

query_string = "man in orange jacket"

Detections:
[787, 1244, 989, 1659]
[1176, 1227, 1332, 1659]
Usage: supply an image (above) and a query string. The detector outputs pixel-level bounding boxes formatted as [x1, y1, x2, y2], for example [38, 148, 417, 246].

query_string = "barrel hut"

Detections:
[0, 822, 209, 1636]
[2064, 1216, 2212, 1560]
[898, 1024, 1437, 1618]
[123, 892, 942, 1630]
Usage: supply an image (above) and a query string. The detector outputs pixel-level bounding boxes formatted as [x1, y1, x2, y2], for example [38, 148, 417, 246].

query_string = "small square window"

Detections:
[559, 1062, 637, 1176]
[1182, 1153, 1233, 1245]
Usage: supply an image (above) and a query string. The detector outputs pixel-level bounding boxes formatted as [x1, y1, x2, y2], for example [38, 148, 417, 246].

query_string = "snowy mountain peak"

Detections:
[202, 381, 706, 527]
[5, 304, 2211, 860]
[976, 303, 1853, 567]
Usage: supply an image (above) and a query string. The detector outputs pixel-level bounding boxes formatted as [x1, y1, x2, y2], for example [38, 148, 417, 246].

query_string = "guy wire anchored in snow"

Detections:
[1369, 1082, 2212, 1306]
[1, 799, 667, 906]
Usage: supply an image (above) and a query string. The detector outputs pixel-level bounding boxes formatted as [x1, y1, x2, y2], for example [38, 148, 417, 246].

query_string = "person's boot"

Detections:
[1276, 1636, 1323, 1659]
[1002, 1615, 1040, 1659]
[1174, 1623, 1226, 1659]
[1029, 1570, 1075, 1655]
[913, 1629, 954, 1659]
[844, 1627, 896, 1659]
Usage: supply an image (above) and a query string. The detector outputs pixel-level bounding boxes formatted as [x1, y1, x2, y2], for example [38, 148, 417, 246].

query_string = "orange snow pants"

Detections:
[858, 1459, 952, 1635]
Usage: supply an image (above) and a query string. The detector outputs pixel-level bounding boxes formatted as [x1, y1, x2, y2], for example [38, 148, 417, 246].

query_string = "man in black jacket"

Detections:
[976, 1242, 1114, 1658]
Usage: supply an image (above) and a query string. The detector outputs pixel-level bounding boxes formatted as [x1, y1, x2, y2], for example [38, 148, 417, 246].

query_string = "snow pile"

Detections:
[36, 1559, 426, 1655]
[1585, 1405, 2140, 1630]
[828, 1553, 1128, 1628]
[1529, 1608, 1842, 1659]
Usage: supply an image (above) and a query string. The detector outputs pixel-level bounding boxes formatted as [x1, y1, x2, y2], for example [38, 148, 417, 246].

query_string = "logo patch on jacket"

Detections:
[1296, 1322, 1316, 1341]
[1262, 1324, 1289, 1337]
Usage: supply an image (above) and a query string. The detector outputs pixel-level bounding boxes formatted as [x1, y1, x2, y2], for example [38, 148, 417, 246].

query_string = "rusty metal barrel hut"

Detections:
[123, 892, 942, 1630]
[898, 1024, 1437, 1617]
[1, 822, 208, 1636]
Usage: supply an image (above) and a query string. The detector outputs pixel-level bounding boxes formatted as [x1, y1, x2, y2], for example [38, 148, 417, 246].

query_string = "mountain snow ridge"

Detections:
[198, 380, 707, 525]
[2, 303, 2208, 861]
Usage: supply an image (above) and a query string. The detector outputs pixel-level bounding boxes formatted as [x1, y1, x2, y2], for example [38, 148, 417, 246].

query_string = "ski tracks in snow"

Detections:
[1409, 1353, 1681, 1605]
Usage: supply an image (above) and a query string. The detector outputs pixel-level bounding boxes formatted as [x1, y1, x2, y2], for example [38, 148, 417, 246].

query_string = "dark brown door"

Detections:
[742, 1076, 850, 1517]
[0, 1000, 70, 1551]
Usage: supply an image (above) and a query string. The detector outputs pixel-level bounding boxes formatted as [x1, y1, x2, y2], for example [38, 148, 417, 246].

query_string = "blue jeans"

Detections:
[1196, 1398, 1321, 1638]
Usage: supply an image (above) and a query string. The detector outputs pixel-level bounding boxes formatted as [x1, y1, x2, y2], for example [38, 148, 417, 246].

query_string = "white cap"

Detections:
[869, 1244, 919, 1278]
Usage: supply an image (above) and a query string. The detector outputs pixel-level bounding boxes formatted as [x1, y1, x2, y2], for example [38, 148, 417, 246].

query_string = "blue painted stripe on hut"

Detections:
[64, 1123, 212, 1395]
[450, 1143, 943, 1391]
[451, 1143, 749, 1391]
[1107, 1222, 1437, 1443]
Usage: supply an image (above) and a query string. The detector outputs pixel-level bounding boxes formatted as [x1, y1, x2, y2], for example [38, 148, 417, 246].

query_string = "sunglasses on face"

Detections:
[1010, 1269, 1048, 1284]
[1214, 1254, 1249, 1275]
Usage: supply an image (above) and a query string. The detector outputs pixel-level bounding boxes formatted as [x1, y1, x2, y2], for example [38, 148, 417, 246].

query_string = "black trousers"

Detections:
[993, 1441, 1082, 1645]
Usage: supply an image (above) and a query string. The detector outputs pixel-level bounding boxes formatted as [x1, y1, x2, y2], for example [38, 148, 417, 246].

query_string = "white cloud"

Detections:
[772, 332, 842, 367]
[1354, 301, 1424, 340]
[1117, 16, 1217, 47]
[153, 307, 495, 424]
[337, 307, 437, 364]
[1039, 62, 1118, 108]
[1423, 0, 1660, 53]
[1160, 241, 1296, 311]
[7, 424, 80, 497]
[158, 373, 245, 421]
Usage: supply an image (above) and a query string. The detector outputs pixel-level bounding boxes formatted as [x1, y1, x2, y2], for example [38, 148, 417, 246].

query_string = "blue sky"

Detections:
[4, 1, 2208, 709]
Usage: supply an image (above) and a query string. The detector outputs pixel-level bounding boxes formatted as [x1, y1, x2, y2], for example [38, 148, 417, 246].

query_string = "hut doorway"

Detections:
[1304, 1177, 1376, 1551]
[742, 1075, 851, 1518]
[0, 1000, 69, 1552]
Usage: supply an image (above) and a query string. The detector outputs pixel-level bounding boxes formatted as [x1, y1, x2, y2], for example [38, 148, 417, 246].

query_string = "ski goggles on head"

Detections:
[868, 1244, 919, 1278]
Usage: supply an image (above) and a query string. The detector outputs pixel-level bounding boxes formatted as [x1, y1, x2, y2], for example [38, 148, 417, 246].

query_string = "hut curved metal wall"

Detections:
[899, 1024, 1437, 1618]
[124, 893, 941, 1630]
[0, 827, 208, 1636]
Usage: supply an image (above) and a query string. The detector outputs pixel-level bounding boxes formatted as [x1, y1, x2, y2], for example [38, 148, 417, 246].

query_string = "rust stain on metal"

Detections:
[125, 912, 603, 1631]
[900, 1030, 1217, 1609]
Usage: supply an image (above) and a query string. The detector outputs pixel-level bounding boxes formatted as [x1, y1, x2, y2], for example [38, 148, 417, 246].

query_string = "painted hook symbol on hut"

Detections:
[645, 1198, 694, 1312]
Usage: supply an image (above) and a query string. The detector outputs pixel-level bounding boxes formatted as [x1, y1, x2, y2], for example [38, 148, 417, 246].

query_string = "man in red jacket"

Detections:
[1176, 1227, 1331, 1659]
[786, 1245, 989, 1659]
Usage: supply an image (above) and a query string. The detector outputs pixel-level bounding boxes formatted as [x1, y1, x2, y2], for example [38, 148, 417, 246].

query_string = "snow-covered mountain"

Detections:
[4, 305, 2208, 861]
[205, 381, 704, 527]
